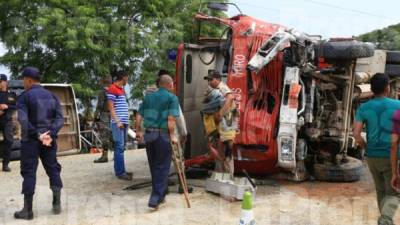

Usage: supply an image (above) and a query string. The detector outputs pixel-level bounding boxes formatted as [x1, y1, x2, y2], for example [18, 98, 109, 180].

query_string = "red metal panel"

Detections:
[224, 16, 284, 174]
[174, 43, 185, 95]
[178, 14, 287, 175]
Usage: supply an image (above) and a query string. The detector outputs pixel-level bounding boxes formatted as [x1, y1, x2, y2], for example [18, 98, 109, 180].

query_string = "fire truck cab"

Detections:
[175, 2, 377, 181]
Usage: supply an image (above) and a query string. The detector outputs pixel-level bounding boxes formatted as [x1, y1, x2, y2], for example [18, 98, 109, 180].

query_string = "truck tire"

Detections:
[313, 156, 363, 182]
[386, 51, 400, 64]
[385, 64, 400, 77]
[320, 41, 374, 60]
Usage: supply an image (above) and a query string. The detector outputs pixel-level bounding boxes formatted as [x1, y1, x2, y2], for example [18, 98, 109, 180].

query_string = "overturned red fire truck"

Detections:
[175, 2, 388, 181]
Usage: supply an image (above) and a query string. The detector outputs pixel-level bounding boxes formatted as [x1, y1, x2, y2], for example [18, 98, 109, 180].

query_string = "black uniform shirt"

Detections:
[17, 84, 64, 141]
[0, 90, 17, 122]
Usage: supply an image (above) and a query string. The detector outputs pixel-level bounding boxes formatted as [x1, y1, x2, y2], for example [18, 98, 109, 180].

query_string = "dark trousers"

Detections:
[20, 139, 63, 196]
[145, 131, 172, 204]
[0, 120, 14, 167]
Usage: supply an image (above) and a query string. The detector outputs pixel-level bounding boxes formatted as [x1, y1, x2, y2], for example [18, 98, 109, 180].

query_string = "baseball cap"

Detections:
[204, 70, 222, 80]
[0, 74, 7, 81]
[21, 67, 41, 80]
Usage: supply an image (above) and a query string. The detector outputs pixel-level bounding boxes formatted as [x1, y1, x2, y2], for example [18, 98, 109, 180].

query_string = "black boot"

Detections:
[2, 164, 11, 172]
[94, 150, 108, 163]
[51, 187, 61, 215]
[14, 195, 33, 220]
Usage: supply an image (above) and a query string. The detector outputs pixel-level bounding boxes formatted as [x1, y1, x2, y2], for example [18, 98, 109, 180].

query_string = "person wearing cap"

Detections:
[354, 73, 400, 225]
[203, 69, 238, 176]
[0, 74, 17, 172]
[14, 67, 64, 220]
[107, 70, 132, 180]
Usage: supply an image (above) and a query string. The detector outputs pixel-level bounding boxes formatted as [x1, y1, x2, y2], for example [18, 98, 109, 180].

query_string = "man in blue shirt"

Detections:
[354, 73, 400, 225]
[107, 70, 131, 180]
[136, 75, 179, 209]
[15, 67, 64, 220]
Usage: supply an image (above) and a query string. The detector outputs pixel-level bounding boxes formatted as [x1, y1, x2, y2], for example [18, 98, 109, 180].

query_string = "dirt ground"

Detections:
[0, 149, 399, 225]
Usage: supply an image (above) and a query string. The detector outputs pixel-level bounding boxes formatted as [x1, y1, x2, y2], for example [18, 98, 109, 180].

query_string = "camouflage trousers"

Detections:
[94, 121, 113, 151]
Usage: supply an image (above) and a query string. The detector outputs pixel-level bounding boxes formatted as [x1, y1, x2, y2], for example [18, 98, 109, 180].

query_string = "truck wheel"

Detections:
[386, 51, 400, 64]
[313, 156, 363, 182]
[320, 41, 374, 60]
[385, 64, 400, 77]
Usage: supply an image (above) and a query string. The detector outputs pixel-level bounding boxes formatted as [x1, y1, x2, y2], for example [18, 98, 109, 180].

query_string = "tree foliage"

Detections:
[358, 23, 400, 50]
[0, 0, 227, 106]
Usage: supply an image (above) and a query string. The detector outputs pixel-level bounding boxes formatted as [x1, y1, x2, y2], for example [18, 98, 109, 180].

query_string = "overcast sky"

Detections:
[1, 0, 399, 77]
[229, 0, 399, 37]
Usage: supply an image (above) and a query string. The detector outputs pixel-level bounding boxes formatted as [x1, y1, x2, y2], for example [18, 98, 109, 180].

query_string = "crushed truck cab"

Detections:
[175, 3, 381, 181]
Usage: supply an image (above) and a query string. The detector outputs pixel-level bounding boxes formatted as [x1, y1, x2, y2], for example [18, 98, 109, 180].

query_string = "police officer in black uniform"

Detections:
[0, 74, 17, 172]
[14, 67, 64, 220]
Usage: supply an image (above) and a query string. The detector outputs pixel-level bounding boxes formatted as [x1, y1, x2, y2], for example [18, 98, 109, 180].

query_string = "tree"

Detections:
[0, 0, 227, 107]
[358, 23, 400, 50]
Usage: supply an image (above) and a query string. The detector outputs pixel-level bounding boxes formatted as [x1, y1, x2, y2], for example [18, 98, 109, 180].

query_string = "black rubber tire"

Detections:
[385, 64, 400, 77]
[386, 51, 400, 64]
[314, 156, 363, 182]
[320, 41, 375, 60]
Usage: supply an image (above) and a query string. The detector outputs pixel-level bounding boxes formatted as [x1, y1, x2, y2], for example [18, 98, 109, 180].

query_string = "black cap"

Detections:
[22, 67, 41, 80]
[204, 69, 222, 80]
[0, 74, 7, 81]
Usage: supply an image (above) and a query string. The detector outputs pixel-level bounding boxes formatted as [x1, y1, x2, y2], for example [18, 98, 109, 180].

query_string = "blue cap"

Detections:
[0, 74, 7, 81]
[22, 67, 41, 80]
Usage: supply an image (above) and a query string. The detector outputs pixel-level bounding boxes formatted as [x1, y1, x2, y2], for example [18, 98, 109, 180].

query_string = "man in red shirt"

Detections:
[107, 71, 131, 180]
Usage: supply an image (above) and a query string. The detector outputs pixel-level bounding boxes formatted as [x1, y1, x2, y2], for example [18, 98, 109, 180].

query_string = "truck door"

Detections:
[177, 44, 226, 158]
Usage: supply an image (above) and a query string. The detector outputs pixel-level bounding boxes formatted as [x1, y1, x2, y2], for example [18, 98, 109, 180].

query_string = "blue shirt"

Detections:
[138, 88, 180, 129]
[17, 84, 64, 141]
[107, 84, 129, 125]
[355, 97, 400, 158]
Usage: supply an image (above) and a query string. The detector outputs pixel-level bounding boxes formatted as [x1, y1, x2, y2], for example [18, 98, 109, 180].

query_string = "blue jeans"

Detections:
[111, 123, 127, 176]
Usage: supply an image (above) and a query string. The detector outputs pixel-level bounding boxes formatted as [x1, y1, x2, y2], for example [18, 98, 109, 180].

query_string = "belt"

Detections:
[145, 128, 168, 133]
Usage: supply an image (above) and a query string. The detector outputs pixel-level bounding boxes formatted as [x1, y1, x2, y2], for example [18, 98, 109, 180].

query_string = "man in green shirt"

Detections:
[136, 75, 179, 209]
[354, 73, 400, 225]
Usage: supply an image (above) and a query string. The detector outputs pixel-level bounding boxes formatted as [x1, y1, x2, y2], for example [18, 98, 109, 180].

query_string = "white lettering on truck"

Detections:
[232, 54, 246, 76]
